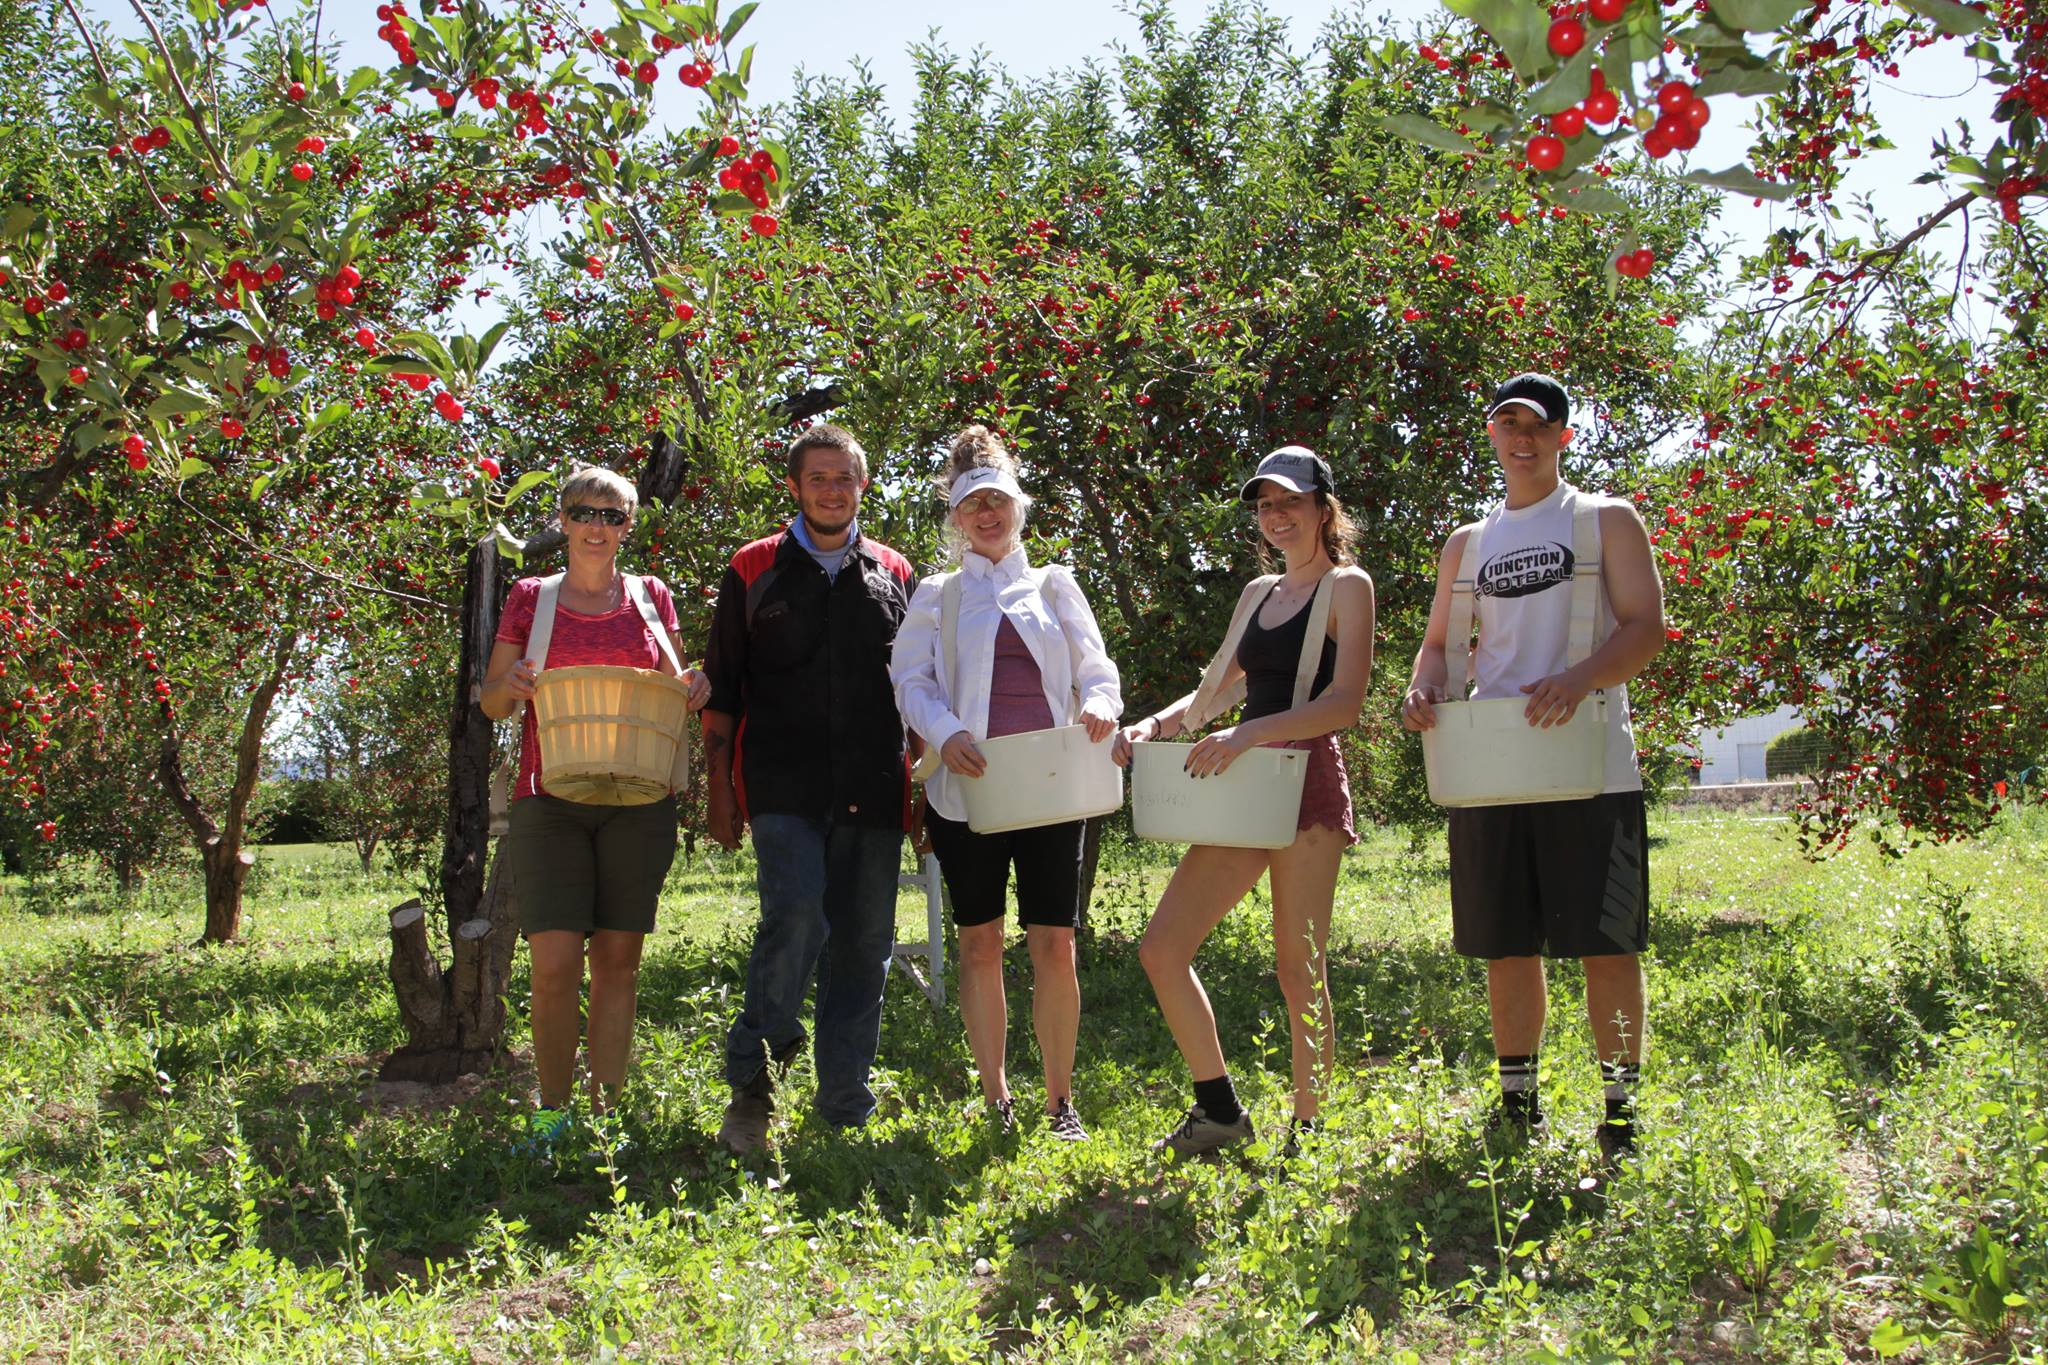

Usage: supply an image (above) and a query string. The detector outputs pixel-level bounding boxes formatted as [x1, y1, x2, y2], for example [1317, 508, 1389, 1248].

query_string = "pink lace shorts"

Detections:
[1269, 732, 1356, 845]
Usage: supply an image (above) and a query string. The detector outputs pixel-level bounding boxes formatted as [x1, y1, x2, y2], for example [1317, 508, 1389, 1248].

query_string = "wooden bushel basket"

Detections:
[531, 665, 691, 806]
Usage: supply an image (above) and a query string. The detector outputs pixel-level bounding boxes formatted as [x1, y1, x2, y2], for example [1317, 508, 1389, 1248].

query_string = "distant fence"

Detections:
[1669, 779, 1813, 812]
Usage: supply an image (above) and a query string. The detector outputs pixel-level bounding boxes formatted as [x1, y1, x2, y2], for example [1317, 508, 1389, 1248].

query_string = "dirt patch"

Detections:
[796, 1302, 866, 1360]
[358, 1053, 532, 1114]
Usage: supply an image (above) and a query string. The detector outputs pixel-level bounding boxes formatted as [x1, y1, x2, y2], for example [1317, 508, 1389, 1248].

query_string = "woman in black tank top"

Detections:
[1109, 446, 1378, 1158]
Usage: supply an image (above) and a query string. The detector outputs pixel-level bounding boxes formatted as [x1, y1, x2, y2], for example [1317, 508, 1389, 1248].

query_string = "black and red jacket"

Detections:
[704, 527, 917, 829]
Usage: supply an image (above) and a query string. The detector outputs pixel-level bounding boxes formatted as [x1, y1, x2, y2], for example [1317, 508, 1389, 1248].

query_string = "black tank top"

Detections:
[1236, 579, 1336, 723]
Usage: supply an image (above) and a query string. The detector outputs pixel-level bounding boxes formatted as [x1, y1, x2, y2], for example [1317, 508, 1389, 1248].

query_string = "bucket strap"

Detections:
[1181, 576, 1273, 734]
[1290, 572, 1338, 712]
[526, 572, 567, 670]
[1443, 498, 1602, 699]
[623, 576, 683, 675]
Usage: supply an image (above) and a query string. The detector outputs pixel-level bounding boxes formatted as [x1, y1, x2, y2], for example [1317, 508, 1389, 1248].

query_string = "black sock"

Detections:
[1601, 1059, 1640, 1126]
[1193, 1074, 1242, 1125]
[1498, 1053, 1540, 1118]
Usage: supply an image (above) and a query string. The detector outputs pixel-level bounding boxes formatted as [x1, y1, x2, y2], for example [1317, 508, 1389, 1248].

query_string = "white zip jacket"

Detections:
[890, 547, 1123, 822]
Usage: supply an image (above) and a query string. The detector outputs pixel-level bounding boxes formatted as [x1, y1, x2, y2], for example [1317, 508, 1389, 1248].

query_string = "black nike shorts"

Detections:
[1447, 789, 1649, 959]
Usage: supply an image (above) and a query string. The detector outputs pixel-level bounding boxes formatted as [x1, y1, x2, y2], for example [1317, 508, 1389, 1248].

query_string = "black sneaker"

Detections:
[988, 1097, 1017, 1136]
[1046, 1099, 1088, 1142]
[1280, 1116, 1319, 1161]
[1595, 1116, 1636, 1166]
[1156, 1104, 1254, 1158]
[1483, 1101, 1549, 1147]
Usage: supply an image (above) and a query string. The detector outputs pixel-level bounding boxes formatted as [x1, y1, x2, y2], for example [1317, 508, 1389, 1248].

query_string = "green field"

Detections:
[1, 809, 2044, 1362]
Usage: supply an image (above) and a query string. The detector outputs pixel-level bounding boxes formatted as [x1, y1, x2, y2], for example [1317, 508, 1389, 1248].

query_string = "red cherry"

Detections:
[220, 416, 244, 438]
[1682, 96, 1712, 130]
[286, 81, 306, 101]
[1589, 0, 1628, 20]
[336, 263, 362, 288]
[289, 161, 313, 181]
[1656, 80, 1693, 113]
[1547, 17, 1586, 58]
[718, 135, 740, 156]
[749, 212, 779, 237]
[1553, 107, 1586, 139]
[1584, 89, 1620, 124]
[169, 281, 192, 301]
[22, 297, 43, 315]
[478, 456, 501, 478]
[297, 135, 326, 153]
[1526, 134, 1566, 171]
[1643, 128, 1675, 159]
[67, 366, 88, 385]
[674, 302, 695, 321]
[400, 371, 432, 392]
[354, 327, 378, 349]
[636, 61, 657, 84]
[36, 821, 55, 842]
[45, 281, 68, 302]
[123, 433, 146, 459]
[60, 327, 87, 351]
[263, 262, 284, 284]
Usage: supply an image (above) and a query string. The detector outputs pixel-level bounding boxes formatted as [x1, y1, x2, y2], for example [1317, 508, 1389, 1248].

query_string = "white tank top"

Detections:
[1468, 481, 1641, 793]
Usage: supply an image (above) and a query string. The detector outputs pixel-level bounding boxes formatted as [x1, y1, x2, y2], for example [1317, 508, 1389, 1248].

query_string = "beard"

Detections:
[802, 502, 856, 540]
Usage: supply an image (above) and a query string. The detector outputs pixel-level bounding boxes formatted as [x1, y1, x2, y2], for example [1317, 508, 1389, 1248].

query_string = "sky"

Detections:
[75, 0, 2000, 337]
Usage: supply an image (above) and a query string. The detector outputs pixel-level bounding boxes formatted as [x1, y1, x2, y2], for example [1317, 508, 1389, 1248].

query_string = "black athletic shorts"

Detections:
[1447, 789, 1649, 959]
[924, 811, 1084, 929]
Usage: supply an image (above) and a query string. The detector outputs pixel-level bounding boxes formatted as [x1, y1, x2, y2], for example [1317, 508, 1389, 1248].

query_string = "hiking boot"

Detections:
[988, 1096, 1017, 1137]
[1046, 1099, 1088, 1143]
[717, 1087, 773, 1155]
[521, 1105, 573, 1159]
[1156, 1104, 1255, 1158]
[1595, 1115, 1637, 1166]
[1482, 1101, 1550, 1148]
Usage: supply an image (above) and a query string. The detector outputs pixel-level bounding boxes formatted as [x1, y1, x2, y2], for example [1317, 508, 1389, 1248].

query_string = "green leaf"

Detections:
[1706, 0, 1805, 29]
[176, 457, 209, 480]
[1896, 0, 1991, 34]
[147, 389, 215, 418]
[1563, 184, 1630, 214]
[1371, 113, 1476, 155]
[494, 521, 526, 566]
[345, 65, 381, 98]
[305, 400, 351, 436]
[1681, 165, 1797, 200]
[1696, 58, 1793, 98]
[1443, 0, 1551, 78]
[1529, 45, 1597, 114]
[504, 469, 553, 506]
[250, 473, 272, 499]
[721, 1, 758, 45]
[475, 318, 513, 371]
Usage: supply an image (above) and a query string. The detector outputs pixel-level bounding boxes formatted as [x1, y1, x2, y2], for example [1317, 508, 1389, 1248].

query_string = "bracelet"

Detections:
[1147, 716, 1166, 741]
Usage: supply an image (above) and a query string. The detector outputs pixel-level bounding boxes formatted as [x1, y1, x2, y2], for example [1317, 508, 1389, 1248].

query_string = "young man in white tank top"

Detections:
[1401, 374, 1667, 1165]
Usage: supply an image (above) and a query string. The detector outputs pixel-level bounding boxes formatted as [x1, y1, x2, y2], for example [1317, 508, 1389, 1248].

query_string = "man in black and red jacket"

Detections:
[702, 423, 917, 1153]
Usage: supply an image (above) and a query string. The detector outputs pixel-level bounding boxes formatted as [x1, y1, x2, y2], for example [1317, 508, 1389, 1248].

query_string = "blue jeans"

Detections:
[724, 814, 903, 1125]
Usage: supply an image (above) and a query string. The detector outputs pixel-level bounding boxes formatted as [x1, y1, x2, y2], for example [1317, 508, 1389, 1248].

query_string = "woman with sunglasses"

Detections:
[891, 425, 1121, 1141]
[482, 466, 710, 1154]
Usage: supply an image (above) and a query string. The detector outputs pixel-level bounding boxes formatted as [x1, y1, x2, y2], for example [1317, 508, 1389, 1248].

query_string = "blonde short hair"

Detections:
[559, 465, 638, 517]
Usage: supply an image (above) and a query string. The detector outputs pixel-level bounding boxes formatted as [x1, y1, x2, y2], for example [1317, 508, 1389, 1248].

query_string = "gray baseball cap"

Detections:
[1238, 445, 1333, 503]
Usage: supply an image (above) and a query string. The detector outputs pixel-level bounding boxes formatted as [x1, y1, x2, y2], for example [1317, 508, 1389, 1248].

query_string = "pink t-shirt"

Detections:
[985, 616, 1055, 738]
[495, 576, 682, 801]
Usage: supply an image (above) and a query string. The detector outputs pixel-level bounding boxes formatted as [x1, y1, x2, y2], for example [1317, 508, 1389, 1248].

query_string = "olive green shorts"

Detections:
[507, 795, 678, 936]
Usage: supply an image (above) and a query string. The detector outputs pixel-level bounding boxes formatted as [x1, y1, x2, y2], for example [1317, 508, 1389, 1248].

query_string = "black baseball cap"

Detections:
[1486, 373, 1570, 426]
[1238, 445, 1334, 503]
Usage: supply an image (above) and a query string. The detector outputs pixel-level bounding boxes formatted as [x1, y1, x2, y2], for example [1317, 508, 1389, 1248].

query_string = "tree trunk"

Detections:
[200, 838, 254, 943]
[381, 842, 520, 1082]
[158, 634, 297, 945]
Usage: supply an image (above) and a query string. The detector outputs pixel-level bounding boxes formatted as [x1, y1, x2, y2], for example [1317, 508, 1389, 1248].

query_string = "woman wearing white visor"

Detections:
[891, 426, 1122, 1141]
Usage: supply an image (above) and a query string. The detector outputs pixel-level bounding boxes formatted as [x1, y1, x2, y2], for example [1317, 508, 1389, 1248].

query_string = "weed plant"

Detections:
[0, 815, 2043, 1361]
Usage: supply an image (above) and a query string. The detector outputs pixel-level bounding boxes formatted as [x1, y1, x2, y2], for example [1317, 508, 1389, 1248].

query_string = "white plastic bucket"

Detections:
[1130, 742, 1307, 849]
[1421, 695, 1608, 807]
[957, 724, 1123, 834]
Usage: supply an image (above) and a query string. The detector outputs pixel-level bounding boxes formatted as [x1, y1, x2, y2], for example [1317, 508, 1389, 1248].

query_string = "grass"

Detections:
[0, 809, 2044, 1362]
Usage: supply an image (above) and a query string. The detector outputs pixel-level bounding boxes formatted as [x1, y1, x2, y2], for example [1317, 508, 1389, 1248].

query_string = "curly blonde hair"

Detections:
[939, 425, 1032, 558]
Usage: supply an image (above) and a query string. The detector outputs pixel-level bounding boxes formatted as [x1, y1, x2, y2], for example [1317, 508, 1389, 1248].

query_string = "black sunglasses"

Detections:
[565, 504, 629, 527]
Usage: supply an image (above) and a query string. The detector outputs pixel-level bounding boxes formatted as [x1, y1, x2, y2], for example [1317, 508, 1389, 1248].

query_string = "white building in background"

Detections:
[1690, 704, 1803, 785]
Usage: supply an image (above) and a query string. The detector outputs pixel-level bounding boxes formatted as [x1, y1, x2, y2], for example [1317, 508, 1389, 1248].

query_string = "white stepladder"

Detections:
[892, 852, 947, 1008]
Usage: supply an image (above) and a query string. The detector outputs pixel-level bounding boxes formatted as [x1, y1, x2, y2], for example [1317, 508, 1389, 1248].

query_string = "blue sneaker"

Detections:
[522, 1106, 573, 1158]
